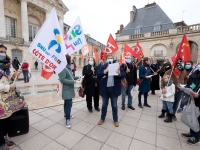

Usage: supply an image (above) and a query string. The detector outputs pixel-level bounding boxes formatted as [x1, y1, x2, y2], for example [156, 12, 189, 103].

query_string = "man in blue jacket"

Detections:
[97, 54, 125, 127]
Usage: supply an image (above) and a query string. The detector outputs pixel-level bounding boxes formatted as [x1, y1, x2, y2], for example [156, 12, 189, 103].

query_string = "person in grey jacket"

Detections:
[58, 55, 76, 128]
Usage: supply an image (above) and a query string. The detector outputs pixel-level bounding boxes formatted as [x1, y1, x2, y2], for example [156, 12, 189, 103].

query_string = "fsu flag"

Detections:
[105, 34, 118, 54]
[124, 44, 141, 61]
[41, 65, 54, 80]
[135, 41, 144, 58]
[93, 48, 100, 61]
[100, 50, 107, 61]
[81, 44, 92, 59]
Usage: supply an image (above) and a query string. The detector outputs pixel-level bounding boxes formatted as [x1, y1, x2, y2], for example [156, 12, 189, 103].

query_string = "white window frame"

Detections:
[134, 28, 140, 34]
[154, 25, 161, 31]
[154, 49, 163, 56]
[29, 24, 38, 41]
[5, 16, 17, 37]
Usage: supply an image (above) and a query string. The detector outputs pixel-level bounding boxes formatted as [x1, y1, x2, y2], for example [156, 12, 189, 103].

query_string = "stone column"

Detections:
[21, 0, 29, 42]
[0, 0, 6, 38]
[59, 16, 64, 35]
[46, 11, 49, 19]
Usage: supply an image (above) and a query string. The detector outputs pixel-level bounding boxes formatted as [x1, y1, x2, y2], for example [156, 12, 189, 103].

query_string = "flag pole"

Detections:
[167, 67, 174, 86]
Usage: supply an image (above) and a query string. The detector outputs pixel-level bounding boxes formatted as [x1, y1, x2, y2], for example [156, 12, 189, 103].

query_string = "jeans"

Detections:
[179, 103, 185, 110]
[121, 85, 133, 107]
[64, 99, 72, 120]
[101, 87, 118, 122]
[138, 92, 148, 105]
[23, 71, 29, 82]
[162, 101, 174, 114]
[86, 87, 99, 110]
[173, 91, 183, 113]
[0, 117, 10, 145]
[190, 116, 200, 140]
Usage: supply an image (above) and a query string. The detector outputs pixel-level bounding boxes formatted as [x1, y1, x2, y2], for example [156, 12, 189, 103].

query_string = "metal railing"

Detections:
[7, 36, 24, 44]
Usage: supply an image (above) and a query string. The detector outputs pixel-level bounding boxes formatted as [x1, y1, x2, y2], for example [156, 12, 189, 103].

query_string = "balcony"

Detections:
[7, 36, 24, 44]
[117, 23, 200, 41]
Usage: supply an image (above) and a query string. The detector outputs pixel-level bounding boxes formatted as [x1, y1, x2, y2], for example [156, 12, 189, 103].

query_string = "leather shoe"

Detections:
[138, 104, 143, 108]
[98, 120, 104, 125]
[121, 106, 125, 110]
[128, 106, 135, 110]
[88, 109, 93, 113]
[95, 108, 100, 112]
[143, 104, 151, 108]
[114, 122, 119, 127]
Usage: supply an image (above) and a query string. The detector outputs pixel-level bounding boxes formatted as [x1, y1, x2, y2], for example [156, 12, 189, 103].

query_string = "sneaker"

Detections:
[4, 136, 15, 147]
[0, 143, 10, 150]
[70, 115, 74, 119]
[177, 108, 183, 113]
[181, 133, 193, 139]
[121, 106, 125, 110]
[114, 122, 119, 127]
[128, 106, 135, 110]
[187, 137, 200, 145]
[66, 120, 71, 128]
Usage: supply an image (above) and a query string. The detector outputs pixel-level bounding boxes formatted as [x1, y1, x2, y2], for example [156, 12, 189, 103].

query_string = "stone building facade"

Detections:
[0, 0, 68, 69]
[115, 2, 200, 64]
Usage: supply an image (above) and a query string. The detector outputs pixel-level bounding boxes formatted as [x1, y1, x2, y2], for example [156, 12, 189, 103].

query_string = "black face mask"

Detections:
[176, 59, 184, 71]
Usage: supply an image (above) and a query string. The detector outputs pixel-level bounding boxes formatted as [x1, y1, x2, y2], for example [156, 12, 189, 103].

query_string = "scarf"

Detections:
[164, 80, 173, 87]
[0, 59, 11, 78]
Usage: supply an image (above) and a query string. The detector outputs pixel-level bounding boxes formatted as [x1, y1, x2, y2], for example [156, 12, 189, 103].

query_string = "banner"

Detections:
[81, 44, 92, 59]
[105, 34, 118, 54]
[64, 17, 86, 55]
[28, 8, 67, 79]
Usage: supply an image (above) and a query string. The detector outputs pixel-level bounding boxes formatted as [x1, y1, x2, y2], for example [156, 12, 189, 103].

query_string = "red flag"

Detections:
[171, 34, 192, 67]
[100, 50, 107, 61]
[81, 44, 92, 60]
[119, 54, 123, 65]
[41, 65, 54, 80]
[105, 34, 118, 54]
[173, 67, 181, 77]
[124, 44, 141, 61]
[135, 41, 144, 58]
[93, 48, 100, 61]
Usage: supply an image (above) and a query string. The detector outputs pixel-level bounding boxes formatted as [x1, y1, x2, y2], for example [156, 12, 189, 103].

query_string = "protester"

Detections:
[161, 59, 188, 120]
[158, 75, 175, 123]
[150, 59, 160, 95]
[97, 54, 125, 127]
[177, 60, 194, 113]
[71, 60, 76, 76]
[21, 60, 29, 83]
[82, 57, 100, 113]
[0, 44, 21, 150]
[181, 60, 200, 145]
[12, 57, 21, 71]
[121, 55, 137, 110]
[138, 57, 155, 108]
[58, 55, 76, 128]
[158, 59, 172, 78]
[34, 60, 38, 70]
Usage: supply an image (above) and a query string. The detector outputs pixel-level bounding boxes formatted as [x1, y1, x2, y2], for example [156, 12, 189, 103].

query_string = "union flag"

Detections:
[134, 41, 144, 58]
[105, 34, 118, 54]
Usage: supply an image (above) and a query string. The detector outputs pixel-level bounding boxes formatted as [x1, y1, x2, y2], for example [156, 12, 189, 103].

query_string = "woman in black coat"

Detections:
[150, 60, 160, 95]
[82, 57, 100, 113]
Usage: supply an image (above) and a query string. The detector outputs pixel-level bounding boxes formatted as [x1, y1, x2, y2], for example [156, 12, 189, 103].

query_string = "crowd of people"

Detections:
[58, 53, 200, 146]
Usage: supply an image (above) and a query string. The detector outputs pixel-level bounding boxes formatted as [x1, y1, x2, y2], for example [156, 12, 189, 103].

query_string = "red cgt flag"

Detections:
[124, 44, 141, 61]
[100, 50, 107, 61]
[105, 34, 118, 54]
[93, 48, 100, 61]
[135, 41, 144, 58]
[41, 65, 54, 80]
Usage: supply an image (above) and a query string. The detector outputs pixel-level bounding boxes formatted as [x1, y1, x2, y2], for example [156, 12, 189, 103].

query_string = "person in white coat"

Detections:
[158, 75, 175, 123]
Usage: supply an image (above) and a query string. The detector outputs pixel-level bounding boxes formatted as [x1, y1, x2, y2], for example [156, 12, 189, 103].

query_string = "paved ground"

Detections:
[11, 90, 200, 150]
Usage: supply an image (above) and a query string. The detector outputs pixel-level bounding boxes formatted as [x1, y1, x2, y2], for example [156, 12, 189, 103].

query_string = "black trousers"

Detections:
[86, 88, 99, 110]
[0, 117, 10, 145]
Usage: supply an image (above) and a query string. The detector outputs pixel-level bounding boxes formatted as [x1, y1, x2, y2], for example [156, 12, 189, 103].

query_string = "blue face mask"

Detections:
[185, 65, 191, 70]
[107, 59, 113, 64]
[196, 65, 200, 71]
[126, 59, 131, 63]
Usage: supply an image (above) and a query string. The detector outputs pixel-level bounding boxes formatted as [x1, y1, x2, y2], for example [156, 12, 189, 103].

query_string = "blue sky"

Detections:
[63, 0, 200, 45]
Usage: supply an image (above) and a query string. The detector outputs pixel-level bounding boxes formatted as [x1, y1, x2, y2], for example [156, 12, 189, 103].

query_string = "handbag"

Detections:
[137, 71, 148, 86]
[180, 97, 200, 132]
[0, 88, 26, 119]
[77, 87, 85, 98]
[121, 78, 127, 88]
[180, 92, 191, 106]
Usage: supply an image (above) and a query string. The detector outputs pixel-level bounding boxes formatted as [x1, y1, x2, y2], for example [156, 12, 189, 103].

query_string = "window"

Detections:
[154, 50, 163, 56]
[29, 24, 38, 41]
[83, 58, 86, 66]
[5, 17, 16, 37]
[11, 49, 22, 63]
[79, 49, 82, 54]
[154, 25, 161, 31]
[79, 58, 81, 66]
[134, 28, 140, 34]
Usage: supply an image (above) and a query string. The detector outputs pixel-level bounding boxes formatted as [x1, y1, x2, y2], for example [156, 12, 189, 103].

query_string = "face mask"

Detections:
[88, 61, 93, 65]
[0, 53, 6, 61]
[107, 59, 113, 64]
[126, 59, 131, 63]
[185, 65, 191, 70]
[196, 65, 200, 71]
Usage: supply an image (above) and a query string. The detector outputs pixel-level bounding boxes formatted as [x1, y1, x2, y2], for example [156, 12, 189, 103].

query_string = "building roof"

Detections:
[120, 4, 176, 36]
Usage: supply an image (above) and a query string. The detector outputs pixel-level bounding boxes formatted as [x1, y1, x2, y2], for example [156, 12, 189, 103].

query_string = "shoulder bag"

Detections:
[137, 71, 148, 86]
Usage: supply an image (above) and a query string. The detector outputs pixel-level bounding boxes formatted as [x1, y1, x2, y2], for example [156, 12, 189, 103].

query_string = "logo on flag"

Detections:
[105, 34, 118, 54]
[41, 65, 54, 80]
[48, 29, 62, 54]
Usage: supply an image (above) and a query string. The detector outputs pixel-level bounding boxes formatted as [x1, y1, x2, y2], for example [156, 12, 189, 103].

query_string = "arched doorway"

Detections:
[176, 41, 198, 63]
[11, 49, 22, 63]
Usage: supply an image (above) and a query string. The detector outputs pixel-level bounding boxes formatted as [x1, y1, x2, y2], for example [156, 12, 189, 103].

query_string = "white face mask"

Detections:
[0, 53, 6, 61]
[88, 61, 93, 65]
